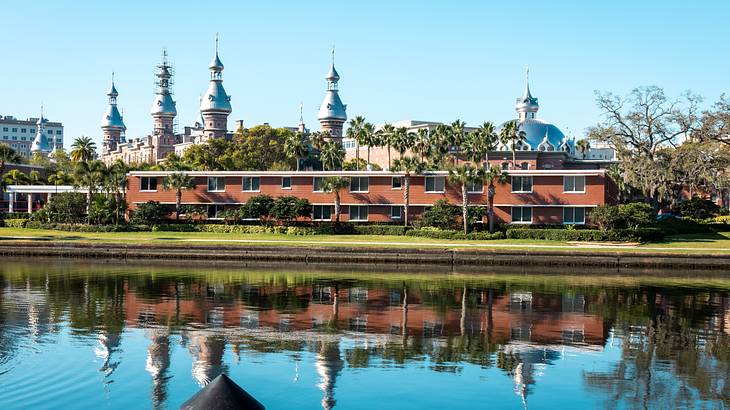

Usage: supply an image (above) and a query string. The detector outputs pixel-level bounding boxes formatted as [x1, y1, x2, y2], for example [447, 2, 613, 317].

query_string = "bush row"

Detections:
[406, 228, 505, 240]
[2, 219, 30, 228]
[505, 228, 664, 242]
[0, 212, 32, 220]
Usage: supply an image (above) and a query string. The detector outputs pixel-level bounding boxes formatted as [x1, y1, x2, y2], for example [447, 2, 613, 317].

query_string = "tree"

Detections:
[131, 201, 168, 225]
[74, 160, 106, 223]
[695, 95, 730, 145]
[48, 170, 73, 191]
[669, 141, 730, 199]
[429, 124, 451, 168]
[43, 192, 87, 223]
[160, 152, 192, 171]
[413, 128, 431, 162]
[347, 116, 366, 171]
[70, 136, 97, 162]
[378, 123, 396, 169]
[392, 127, 414, 160]
[162, 172, 195, 221]
[309, 131, 328, 151]
[322, 177, 350, 223]
[392, 156, 425, 227]
[448, 120, 467, 165]
[499, 120, 527, 168]
[575, 139, 591, 159]
[482, 166, 509, 233]
[284, 131, 310, 171]
[320, 141, 345, 171]
[28, 170, 41, 185]
[420, 199, 460, 230]
[448, 164, 483, 234]
[271, 196, 310, 223]
[361, 122, 376, 168]
[2, 169, 30, 186]
[474, 121, 498, 166]
[0, 144, 22, 174]
[240, 194, 275, 221]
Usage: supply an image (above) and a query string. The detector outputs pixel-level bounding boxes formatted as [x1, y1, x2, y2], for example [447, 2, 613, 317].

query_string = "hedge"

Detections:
[406, 228, 505, 240]
[354, 225, 410, 236]
[506, 228, 663, 242]
[2, 219, 29, 228]
[0, 212, 32, 220]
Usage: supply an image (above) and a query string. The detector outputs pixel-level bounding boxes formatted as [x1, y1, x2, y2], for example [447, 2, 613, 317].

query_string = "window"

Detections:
[207, 176, 225, 192]
[207, 204, 225, 218]
[467, 180, 483, 193]
[391, 206, 402, 219]
[56, 130, 62, 135]
[281, 176, 291, 189]
[2, 127, 6, 132]
[313, 177, 325, 192]
[425, 176, 445, 193]
[350, 177, 369, 192]
[312, 205, 331, 221]
[511, 206, 532, 224]
[28, 128, 34, 133]
[20, 128, 26, 133]
[511, 176, 533, 193]
[140, 177, 157, 191]
[563, 207, 586, 224]
[242, 176, 260, 192]
[392, 177, 402, 189]
[11, 128, 17, 132]
[47, 130, 52, 135]
[520, 162, 529, 170]
[563, 176, 585, 192]
[350, 205, 369, 221]
[501, 162, 509, 170]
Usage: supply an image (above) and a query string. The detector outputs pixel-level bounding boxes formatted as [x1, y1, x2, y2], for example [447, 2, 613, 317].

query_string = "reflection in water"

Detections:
[1, 260, 730, 409]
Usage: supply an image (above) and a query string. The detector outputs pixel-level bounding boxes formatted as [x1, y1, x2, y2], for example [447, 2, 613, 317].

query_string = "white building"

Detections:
[0, 115, 64, 158]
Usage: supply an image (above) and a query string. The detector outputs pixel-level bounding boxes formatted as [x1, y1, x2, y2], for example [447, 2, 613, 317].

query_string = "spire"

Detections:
[522, 66, 532, 100]
[31, 104, 51, 154]
[151, 49, 177, 119]
[101, 75, 126, 131]
[299, 102, 304, 124]
[200, 34, 232, 114]
[515, 67, 539, 120]
[108, 73, 118, 100]
[209, 33, 224, 72]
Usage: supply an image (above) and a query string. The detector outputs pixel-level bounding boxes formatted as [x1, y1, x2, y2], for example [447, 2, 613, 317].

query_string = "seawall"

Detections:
[1, 241, 729, 271]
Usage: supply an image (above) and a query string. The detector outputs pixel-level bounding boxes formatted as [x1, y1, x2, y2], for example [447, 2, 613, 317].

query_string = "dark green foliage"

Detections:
[420, 199, 460, 230]
[505, 228, 663, 242]
[678, 197, 722, 220]
[270, 196, 311, 223]
[22, 221, 151, 232]
[405, 228, 505, 240]
[41, 192, 87, 223]
[590, 203, 655, 230]
[2, 218, 29, 228]
[89, 195, 126, 225]
[354, 225, 409, 236]
[0, 212, 32, 219]
[240, 194, 275, 220]
[131, 201, 169, 226]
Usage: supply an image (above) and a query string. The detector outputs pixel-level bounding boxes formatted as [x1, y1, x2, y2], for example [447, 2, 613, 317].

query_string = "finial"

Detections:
[331, 43, 335, 65]
[40, 103, 44, 120]
[112, 71, 115, 84]
[215, 33, 219, 54]
[299, 102, 304, 123]
[162, 48, 168, 64]
[525, 66, 529, 83]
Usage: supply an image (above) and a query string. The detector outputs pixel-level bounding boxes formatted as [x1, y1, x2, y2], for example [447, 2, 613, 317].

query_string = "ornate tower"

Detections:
[101, 75, 126, 154]
[30, 106, 52, 156]
[317, 48, 347, 142]
[515, 67, 539, 122]
[150, 50, 177, 137]
[199, 35, 232, 142]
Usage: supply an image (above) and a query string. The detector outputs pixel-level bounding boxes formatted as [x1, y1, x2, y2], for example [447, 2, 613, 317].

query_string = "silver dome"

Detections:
[497, 118, 566, 150]
[31, 118, 52, 153]
[209, 53, 224, 71]
[200, 81, 232, 113]
[325, 65, 340, 82]
[318, 91, 347, 121]
[101, 105, 126, 129]
[150, 93, 177, 116]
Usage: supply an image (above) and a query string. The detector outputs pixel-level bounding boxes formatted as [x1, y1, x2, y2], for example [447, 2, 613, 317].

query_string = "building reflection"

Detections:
[145, 328, 171, 409]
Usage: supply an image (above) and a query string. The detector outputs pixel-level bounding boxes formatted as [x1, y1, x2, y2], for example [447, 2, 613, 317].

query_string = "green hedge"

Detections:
[506, 228, 663, 242]
[0, 212, 32, 220]
[354, 225, 410, 236]
[2, 218, 30, 228]
[21, 221, 151, 232]
[406, 228, 505, 240]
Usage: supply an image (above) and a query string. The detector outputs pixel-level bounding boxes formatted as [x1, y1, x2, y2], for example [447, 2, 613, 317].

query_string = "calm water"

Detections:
[1, 260, 729, 409]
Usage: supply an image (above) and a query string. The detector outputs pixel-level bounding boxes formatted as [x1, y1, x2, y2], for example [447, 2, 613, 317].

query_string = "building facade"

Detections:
[0, 114, 63, 158]
[125, 168, 614, 225]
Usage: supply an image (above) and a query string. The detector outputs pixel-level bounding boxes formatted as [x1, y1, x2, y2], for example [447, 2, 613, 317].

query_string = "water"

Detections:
[1, 259, 729, 409]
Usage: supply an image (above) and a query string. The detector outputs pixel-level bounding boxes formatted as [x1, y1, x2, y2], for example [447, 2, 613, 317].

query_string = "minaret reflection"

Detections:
[95, 329, 121, 379]
[316, 341, 344, 410]
[145, 328, 171, 409]
[185, 331, 228, 386]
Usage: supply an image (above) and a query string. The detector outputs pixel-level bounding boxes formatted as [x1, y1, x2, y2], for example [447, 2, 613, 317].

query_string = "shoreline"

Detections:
[2, 240, 730, 271]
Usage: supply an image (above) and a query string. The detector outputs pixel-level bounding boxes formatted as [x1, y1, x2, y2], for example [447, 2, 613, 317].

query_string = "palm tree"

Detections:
[575, 139, 591, 159]
[499, 120, 527, 168]
[392, 156, 425, 227]
[449, 120, 467, 165]
[2, 169, 30, 186]
[163, 172, 195, 221]
[379, 124, 396, 170]
[70, 136, 97, 162]
[475, 121, 498, 166]
[347, 116, 366, 171]
[482, 165, 509, 233]
[413, 129, 431, 162]
[48, 170, 73, 194]
[448, 164, 483, 235]
[362, 122, 376, 169]
[309, 131, 328, 151]
[74, 160, 106, 223]
[107, 160, 130, 224]
[0, 144, 22, 174]
[28, 170, 42, 185]
[429, 124, 451, 167]
[285, 132, 310, 171]
[322, 176, 350, 224]
[462, 131, 487, 167]
[392, 127, 414, 160]
[320, 141, 345, 171]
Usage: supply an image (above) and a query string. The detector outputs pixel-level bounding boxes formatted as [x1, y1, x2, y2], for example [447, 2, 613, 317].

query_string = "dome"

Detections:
[209, 53, 224, 71]
[497, 118, 566, 151]
[108, 82, 119, 97]
[30, 129, 52, 153]
[101, 105, 126, 130]
[200, 81, 232, 113]
[318, 91, 347, 121]
[150, 93, 177, 116]
[325, 65, 340, 82]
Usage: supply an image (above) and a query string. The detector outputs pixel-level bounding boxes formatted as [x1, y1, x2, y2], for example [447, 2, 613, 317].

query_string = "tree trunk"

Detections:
[176, 189, 182, 221]
[404, 174, 410, 227]
[512, 147, 517, 168]
[488, 182, 495, 233]
[462, 184, 468, 235]
[355, 141, 360, 171]
[334, 191, 341, 223]
[387, 145, 391, 170]
[367, 147, 371, 169]
[86, 191, 92, 225]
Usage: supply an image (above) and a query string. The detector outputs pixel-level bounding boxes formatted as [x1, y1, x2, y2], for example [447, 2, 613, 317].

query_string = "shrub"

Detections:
[271, 196, 310, 223]
[420, 199, 460, 230]
[43, 192, 87, 223]
[678, 197, 722, 220]
[21, 222, 152, 232]
[714, 215, 730, 224]
[0, 212, 32, 220]
[405, 227, 504, 240]
[2, 218, 29, 228]
[505, 228, 663, 242]
[131, 201, 169, 225]
[354, 225, 409, 236]
[591, 203, 655, 230]
[240, 194, 275, 220]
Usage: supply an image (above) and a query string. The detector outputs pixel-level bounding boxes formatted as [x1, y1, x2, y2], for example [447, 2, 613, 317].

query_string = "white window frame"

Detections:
[312, 205, 332, 221]
[391, 177, 402, 190]
[563, 176, 586, 193]
[207, 204, 225, 219]
[425, 176, 445, 193]
[242, 176, 260, 192]
[207, 176, 225, 192]
[511, 206, 533, 224]
[281, 176, 292, 190]
[467, 180, 484, 194]
[563, 207, 586, 225]
[140, 176, 157, 192]
[349, 205, 369, 222]
[511, 176, 533, 193]
[350, 177, 369, 193]
[390, 205, 402, 220]
[313, 177, 325, 192]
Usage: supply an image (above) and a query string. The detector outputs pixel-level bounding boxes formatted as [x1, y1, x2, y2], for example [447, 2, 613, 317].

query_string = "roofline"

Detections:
[128, 169, 605, 177]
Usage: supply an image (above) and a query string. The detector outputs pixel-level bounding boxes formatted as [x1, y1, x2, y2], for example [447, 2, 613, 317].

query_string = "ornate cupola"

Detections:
[150, 49, 177, 136]
[101, 74, 126, 154]
[199, 34, 232, 141]
[30, 106, 52, 155]
[317, 47, 347, 142]
[515, 67, 539, 121]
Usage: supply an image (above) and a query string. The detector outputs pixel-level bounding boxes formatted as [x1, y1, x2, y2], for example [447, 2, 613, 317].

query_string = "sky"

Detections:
[0, 0, 728, 147]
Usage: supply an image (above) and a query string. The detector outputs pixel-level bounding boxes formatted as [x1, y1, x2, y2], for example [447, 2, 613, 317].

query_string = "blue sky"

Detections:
[0, 1, 727, 147]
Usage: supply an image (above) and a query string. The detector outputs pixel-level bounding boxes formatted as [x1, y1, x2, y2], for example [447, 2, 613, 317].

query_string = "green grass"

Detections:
[2, 227, 730, 253]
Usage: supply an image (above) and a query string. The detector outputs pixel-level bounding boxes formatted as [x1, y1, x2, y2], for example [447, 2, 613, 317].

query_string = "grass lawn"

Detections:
[2, 227, 730, 253]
